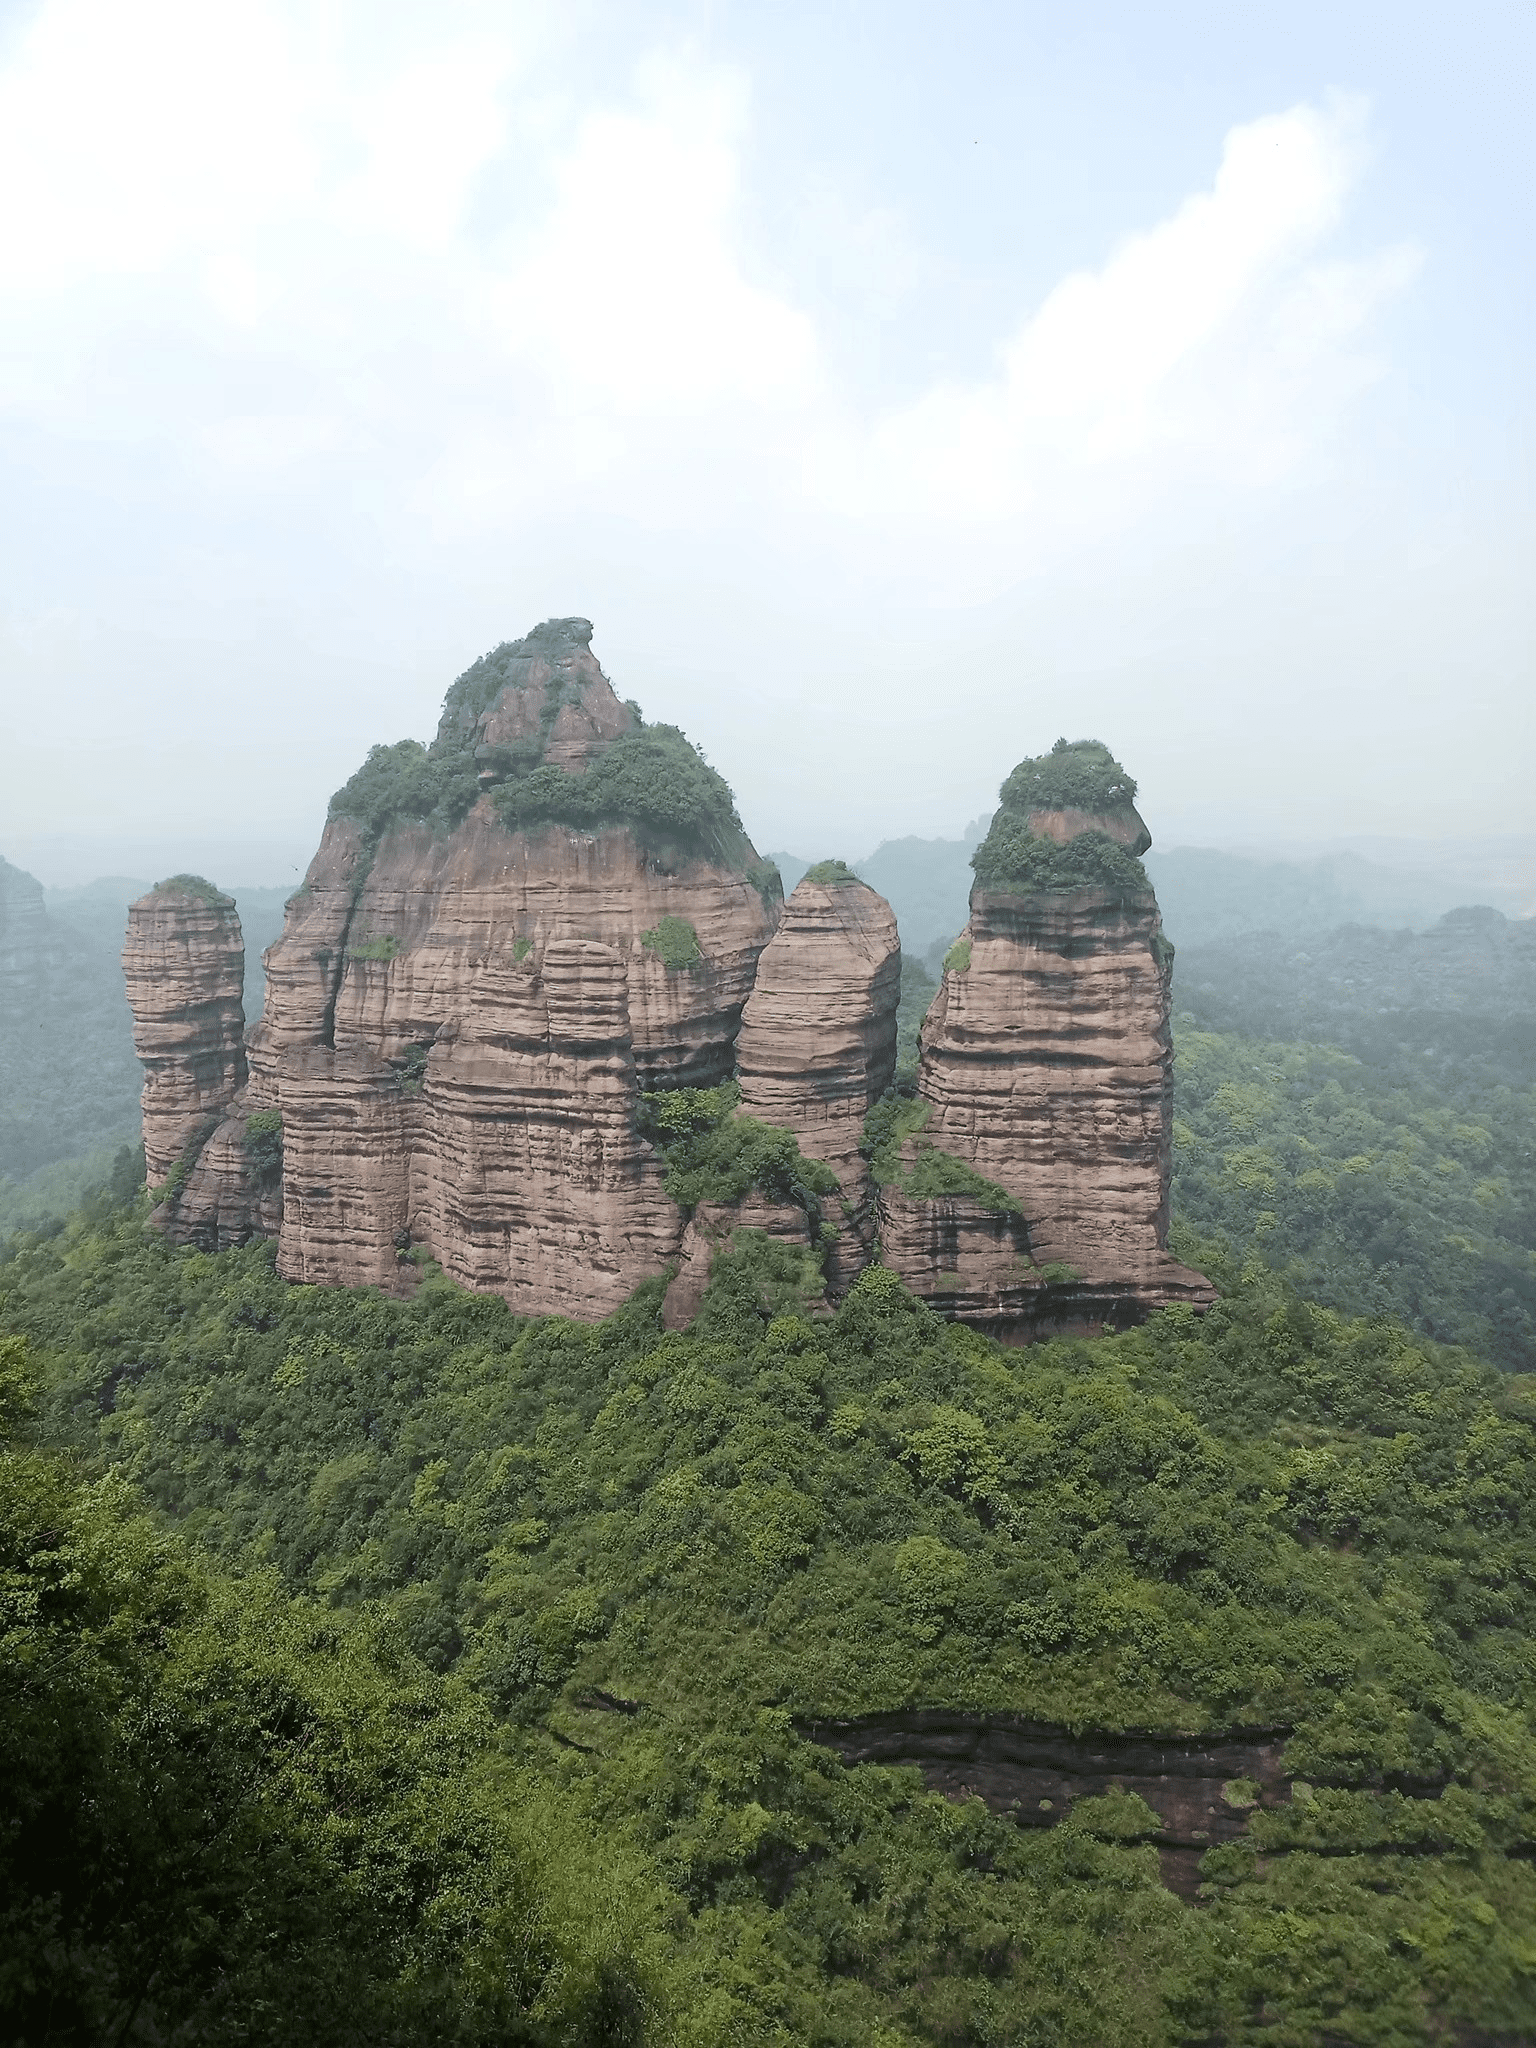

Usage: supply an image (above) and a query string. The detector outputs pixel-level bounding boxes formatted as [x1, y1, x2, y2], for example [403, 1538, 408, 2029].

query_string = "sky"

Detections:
[1, 0, 1532, 886]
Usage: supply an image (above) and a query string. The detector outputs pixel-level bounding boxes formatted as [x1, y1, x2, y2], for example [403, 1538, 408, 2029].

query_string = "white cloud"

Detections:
[0, 2, 1466, 859]
[829, 102, 1419, 561]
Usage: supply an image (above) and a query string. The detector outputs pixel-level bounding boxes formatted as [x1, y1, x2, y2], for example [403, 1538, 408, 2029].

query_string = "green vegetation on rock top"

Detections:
[971, 739, 1149, 899]
[998, 736, 1139, 816]
[151, 873, 234, 908]
[802, 858, 862, 886]
[328, 635, 752, 870]
[971, 819, 1149, 897]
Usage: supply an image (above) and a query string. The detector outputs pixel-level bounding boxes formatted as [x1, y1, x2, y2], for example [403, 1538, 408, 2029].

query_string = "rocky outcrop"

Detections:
[735, 871, 900, 1286]
[234, 620, 780, 1311]
[121, 881, 248, 1183]
[169, 1110, 284, 1251]
[123, 660, 1208, 1337]
[880, 744, 1212, 1337]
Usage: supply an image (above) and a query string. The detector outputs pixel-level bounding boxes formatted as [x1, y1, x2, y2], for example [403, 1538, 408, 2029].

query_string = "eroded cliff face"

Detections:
[735, 873, 900, 1285]
[239, 619, 779, 1310]
[879, 753, 1211, 1337]
[123, 656, 1207, 1335]
[121, 883, 248, 1182]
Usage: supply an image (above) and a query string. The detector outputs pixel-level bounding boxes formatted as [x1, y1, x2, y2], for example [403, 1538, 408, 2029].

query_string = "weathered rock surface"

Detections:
[121, 883, 248, 1184]
[735, 874, 900, 1285]
[168, 1110, 284, 1251]
[878, 746, 1211, 1336]
[882, 877, 1213, 1335]
[232, 621, 779, 1310]
[124, 647, 1207, 1337]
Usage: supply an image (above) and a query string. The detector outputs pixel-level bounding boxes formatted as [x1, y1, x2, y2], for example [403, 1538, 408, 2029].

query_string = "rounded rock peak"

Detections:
[796, 859, 869, 891]
[137, 874, 237, 911]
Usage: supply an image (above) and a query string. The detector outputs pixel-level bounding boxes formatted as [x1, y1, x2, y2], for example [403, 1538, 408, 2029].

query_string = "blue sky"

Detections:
[1, 0, 1530, 883]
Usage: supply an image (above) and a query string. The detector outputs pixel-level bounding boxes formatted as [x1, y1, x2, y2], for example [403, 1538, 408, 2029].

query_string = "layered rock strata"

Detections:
[121, 882, 249, 1183]
[234, 620, 779, 1310]
[735, 872, 900, 1287]
[881, 767, 1212, 1337]
[123, 650, 1209, 1335]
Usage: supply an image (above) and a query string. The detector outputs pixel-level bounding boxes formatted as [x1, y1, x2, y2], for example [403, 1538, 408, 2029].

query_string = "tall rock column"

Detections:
[881, 741, 1213, 1337]
[735, 868, 900, 1287]
[122, 879, 248, 1182]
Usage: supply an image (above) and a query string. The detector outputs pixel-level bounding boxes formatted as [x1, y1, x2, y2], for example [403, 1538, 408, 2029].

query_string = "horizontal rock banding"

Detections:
[122, 882, 248, 1184]
[735, 872, 901, 1288]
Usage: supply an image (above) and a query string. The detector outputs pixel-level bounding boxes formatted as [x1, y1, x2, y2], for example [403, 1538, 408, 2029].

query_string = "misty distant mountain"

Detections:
[772, 835, 1534, 962]
[2, 865, 293, 1197]
[0, 859, 142, 1182]
[1174, 906, 1536, 1081]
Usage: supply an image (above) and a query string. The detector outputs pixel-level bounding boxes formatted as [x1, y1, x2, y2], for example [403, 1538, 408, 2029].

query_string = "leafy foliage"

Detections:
[640, 916, 702, 971]
[969, 739, 1149, 898]
[997, 737, 1139, 816]
[493, 727, 748, 864]
[639, 1083, 838, 1217]
[1170, 1025, 1536, 1371]
[801, 859, 862, 886]
[971, 820, 1148, 896]
[894, 952, 937, 1090]
[242, 1110, 283, 1190]
[329, 633, 750, 871]
[942, 936, 971, 973]
[6, 1214, 1536, 2042]
[151, 872, 235, 907]
[0, 1339, 675, 2047]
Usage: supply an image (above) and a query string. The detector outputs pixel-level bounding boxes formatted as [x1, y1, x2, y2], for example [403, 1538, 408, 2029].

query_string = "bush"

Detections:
[242, 1112, 283, 1190]
[942, 937, 971, 974]
[997, 737, 1138, 816]
[640, 1084, 838, 1217]
[329, 632, 753, 873]
[802, 859, 862, 886]
[151, 873, 234, 908]
[971, 821, 1148, 896]
[494, 727, 748, 864]
[640, 917, 701, 971]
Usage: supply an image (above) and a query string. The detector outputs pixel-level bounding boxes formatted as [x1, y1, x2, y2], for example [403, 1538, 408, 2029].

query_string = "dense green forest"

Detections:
[5, 1192, 1536, 2043]
[1171, 1027, 1536, 1372]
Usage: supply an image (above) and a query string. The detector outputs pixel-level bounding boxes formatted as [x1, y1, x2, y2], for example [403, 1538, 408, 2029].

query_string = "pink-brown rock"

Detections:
[735, 872, 900, 1288]
[168, 1108, 284, 1251]
[122, 881, 248, 1183]
[233, 620, 780, 1312]
[883, 877, 1213, 1335]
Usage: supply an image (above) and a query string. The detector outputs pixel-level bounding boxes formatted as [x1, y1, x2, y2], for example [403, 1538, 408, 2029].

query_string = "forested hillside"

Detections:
[4, 1200, 1536, 2043]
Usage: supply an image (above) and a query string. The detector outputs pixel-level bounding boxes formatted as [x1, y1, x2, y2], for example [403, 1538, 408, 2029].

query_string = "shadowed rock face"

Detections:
[735, 874, 901, 1286]
[121, 885, 248, 1183]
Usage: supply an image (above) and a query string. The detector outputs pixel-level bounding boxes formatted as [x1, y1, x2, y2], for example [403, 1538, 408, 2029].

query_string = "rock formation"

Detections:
[238, 618, 779, 1311]
[122, 648, 1208, 1336]
[735, 866, 900, 1284]
[121, 880, 249, 1183]
[879, 742, 1213, 1337]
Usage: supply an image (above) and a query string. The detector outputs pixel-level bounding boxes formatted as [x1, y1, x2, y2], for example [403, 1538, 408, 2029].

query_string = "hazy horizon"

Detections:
[2, 2, 1532, 867]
